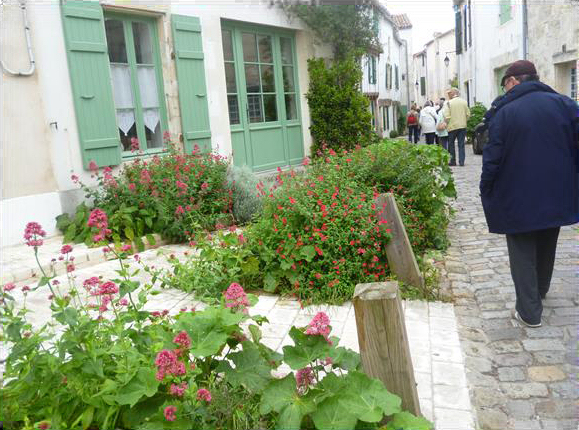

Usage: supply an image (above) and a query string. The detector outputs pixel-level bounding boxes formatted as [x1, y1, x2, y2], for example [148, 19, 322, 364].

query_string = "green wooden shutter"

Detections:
[61, 1, 120, 169]
[171, 15, 212, 154]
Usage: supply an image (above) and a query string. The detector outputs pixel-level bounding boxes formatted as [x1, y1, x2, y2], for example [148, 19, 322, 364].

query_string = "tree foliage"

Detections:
[284, 4, 381, 60]
[306, 57, 375, 153]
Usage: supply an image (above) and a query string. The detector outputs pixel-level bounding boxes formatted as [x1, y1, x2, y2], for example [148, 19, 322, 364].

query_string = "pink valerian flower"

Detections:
[38, 422, 51, 430]
[200, 182, 209, 190]
[134, 254, 141, 262]
[224, 283, 249, 312]
[296, 367, 315, 391]
[98, 281, 118, 295]
[173, 331, 191, 348]
[120, 244, 132, 252]
[21, 285, 31, 293]
[83, 277, 100, 291]
[289, 196, 296, 204]
[88, 209, 108, 230]
[71, 174, 79, 182]
[175, 206, 185, 216]
[3, 282, 16, 292]
[24, 222, 46, 247]
[305, 312, 331, 340]
[164, 405, 177, 421]
[66, 263, 75, 273]
[196, 388, 212, 402]
[170, 382, 188, 397]
[128, 183, 136, 192]
[130, 137, 140, 152]
[88, 160, 99, 173]
[118, 298, 129, 306]
[139, 169, 151, 185]
[61, 245, 73, 254]
[154, 349, 187, 381]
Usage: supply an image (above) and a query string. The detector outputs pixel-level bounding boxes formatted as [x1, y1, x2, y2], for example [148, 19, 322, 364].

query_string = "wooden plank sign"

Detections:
[375, 193, 425, 294]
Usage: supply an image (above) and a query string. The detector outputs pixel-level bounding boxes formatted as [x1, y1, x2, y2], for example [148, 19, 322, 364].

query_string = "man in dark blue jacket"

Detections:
[480, 60, 579, 328]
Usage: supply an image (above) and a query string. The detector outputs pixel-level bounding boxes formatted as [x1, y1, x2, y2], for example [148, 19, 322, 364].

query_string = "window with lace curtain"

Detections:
[104, 14, 168, 155]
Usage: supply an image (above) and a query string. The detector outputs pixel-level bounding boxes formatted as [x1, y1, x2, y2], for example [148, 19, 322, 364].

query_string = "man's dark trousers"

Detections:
[506, 227, 560, 325]
[448, 128, 467, 165]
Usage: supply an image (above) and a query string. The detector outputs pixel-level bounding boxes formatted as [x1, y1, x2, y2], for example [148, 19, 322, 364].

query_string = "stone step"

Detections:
[1, 233, 167, 286]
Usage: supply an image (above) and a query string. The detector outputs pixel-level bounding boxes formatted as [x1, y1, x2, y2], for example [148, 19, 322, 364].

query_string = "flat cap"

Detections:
[501, 60, 537, 86]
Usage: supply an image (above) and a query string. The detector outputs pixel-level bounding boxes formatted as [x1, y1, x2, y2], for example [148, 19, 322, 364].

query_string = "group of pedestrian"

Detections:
[406, 88, 471, 166]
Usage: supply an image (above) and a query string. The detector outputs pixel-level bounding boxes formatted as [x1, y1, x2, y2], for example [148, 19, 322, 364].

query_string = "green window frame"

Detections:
[103, 12, 168, 157]
[395, 65, 399, 89]
[368, 56, 377, 84]
[420, 77, 426, 96]
[370, 100, 375, 128]
[499, 0, 512, 24]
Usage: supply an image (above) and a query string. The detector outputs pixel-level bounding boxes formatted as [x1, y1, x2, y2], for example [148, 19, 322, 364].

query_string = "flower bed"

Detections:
[57, 135, 232, 248]
[1, 223, 432, 430]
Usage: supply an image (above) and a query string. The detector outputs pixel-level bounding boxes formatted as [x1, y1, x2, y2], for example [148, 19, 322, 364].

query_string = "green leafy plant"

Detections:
[282, 4, 381, 60]
[226, 165, 272, 225]
[466, 102, 487, 142]
[57, 135, 233, 246]
[397, 108, 406, 136]
[389, 130, 399, 138]
[307, 57, 376, 155]
[1, 221, 432, 430]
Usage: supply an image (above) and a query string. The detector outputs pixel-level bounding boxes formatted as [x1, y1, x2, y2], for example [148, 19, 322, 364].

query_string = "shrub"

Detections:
[466, 102, 487, 142]
[307, 57, 375, 155]
[389, 130, 399, 138]
[226, 164, 271, 225]
[245, 158, 390, 304]
[1, 223, 432, 430]
[397, 108, 407, 136]
[58, 137, 233, 247]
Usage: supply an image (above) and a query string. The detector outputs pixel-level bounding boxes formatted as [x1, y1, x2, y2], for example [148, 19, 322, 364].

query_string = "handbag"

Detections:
[436, 120, 447, 132]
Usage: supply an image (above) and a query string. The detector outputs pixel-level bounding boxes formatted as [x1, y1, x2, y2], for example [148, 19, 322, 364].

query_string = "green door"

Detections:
[222, 24, 303, 171]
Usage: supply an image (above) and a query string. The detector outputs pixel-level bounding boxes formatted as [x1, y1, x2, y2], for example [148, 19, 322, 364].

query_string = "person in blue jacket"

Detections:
[480, 60, 579, 328]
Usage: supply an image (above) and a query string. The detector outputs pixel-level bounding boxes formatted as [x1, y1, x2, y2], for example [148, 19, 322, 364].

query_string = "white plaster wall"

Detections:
[425, 30, 456, 102]
[469, 0, 524, 107]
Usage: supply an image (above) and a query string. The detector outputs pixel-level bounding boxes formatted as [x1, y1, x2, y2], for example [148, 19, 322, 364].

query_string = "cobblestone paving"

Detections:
[443, 151, 579, 430]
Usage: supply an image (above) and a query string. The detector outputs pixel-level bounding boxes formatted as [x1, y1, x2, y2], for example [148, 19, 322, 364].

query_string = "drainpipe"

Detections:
[1, 0, 36, 76]
[522, 0, 528, 59]
[403, 39, 410, 111]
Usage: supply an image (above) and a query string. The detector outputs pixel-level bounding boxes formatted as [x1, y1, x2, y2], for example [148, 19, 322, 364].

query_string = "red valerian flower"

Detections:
[196, 388, 212, 402]
[24, 222, 46, 247]
[296, 366, 315, 391]
[3, 282, 16, 292]
[88, 160, 99, 173]
[164, 405, 177, 421]
[173, 331, 191, 348]
[170, 382, 187, 397]
[305, 312, 331, 340]
[224, 282, 249, 311]
[60, 245, 73, 254]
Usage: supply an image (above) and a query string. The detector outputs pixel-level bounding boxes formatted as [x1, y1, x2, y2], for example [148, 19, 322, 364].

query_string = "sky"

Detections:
[383, 0, 456, 53]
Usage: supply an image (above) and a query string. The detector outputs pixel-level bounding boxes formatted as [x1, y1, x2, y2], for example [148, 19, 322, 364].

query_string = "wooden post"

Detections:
[375, 193, 425, 294]
[353, 281, 421, 416]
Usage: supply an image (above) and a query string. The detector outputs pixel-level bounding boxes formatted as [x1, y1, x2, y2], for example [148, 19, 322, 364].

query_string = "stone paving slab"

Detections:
[1, 241, 475, 429]
[444, 151, 579, 430]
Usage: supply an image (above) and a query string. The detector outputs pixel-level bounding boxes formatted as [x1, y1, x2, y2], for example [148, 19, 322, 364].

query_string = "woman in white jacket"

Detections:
[419, 101, 438, 145]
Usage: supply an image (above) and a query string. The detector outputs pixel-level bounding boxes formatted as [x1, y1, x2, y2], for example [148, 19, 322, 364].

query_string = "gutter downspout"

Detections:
[1, 0, 36, 76]
[522, 0, 528, 59]
[403, 39, 410, 110]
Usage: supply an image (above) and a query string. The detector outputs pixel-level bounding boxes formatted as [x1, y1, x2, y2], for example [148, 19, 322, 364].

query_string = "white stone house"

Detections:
[362, 7, 412, 137]
[452, 0, 578, 108]
[424, 29, 457, 103]
[412, 50, 428, 107]
[1, 0, 335, 246]
[453, 0, 525, 108]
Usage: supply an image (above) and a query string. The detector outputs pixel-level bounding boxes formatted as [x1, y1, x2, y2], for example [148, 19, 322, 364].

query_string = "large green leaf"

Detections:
[340, 371, 401, 421]
[311, 395, 358, 430]
[176, 307, 244, 357]
[115, 368, 159, 407]
[260, 375, 315, 430]
[264, 273, 277, 293]
[300, 245, 316, 262]
[328, 345, 360, 370]
[283, 327, 331, 370]
[384, 411, 433, 430]
[216, 342, 272, 393]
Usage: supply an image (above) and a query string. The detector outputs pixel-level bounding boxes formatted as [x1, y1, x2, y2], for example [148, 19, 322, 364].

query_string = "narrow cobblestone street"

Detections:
[444, 150, 578, 430]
